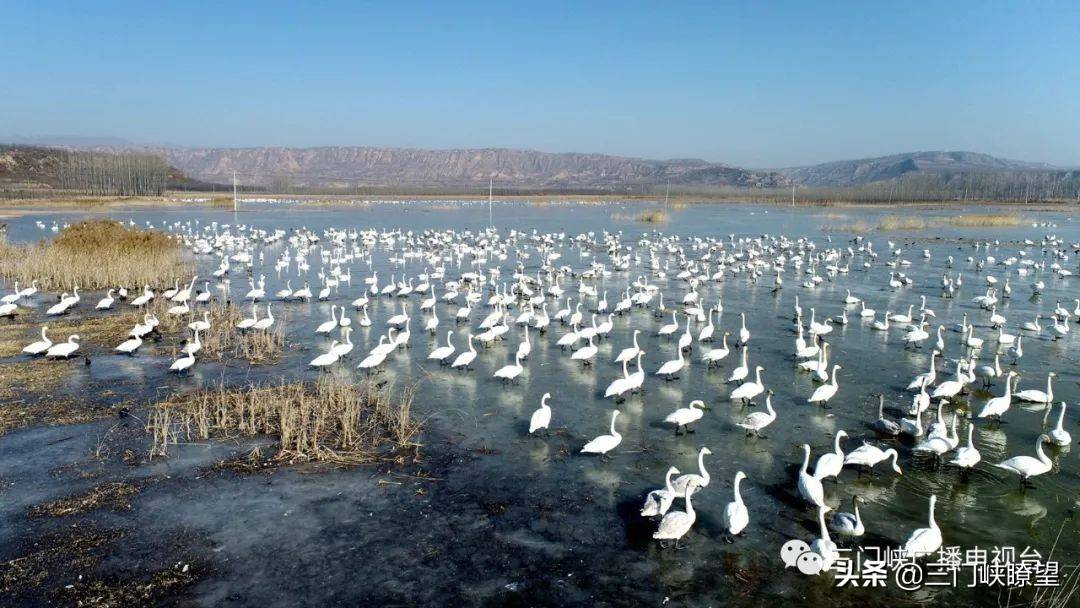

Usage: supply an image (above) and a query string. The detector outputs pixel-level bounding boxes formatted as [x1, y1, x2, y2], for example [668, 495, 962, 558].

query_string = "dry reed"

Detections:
[0, 220, 191, 290]
[147, 300, 286, 363]
[948, 212, 1025, 227]
[147, 378, 421, 465]
[831, 211, 1025, 233]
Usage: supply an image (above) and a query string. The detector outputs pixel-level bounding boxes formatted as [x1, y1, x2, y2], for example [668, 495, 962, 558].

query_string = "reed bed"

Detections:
[948, 212, 1025, 227]
[831, 212, 1025, 233]
[147, 378, 421, 465]
[877, 215, 929, 231]
[146, 300, 286, 363]
[0, 220, 190, 291]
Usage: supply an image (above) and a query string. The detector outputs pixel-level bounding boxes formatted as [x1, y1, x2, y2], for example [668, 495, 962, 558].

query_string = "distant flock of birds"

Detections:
[1, 216, 1077, 565]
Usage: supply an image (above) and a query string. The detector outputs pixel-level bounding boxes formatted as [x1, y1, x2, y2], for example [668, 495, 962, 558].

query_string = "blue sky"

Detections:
[3, 1, 1078, 167]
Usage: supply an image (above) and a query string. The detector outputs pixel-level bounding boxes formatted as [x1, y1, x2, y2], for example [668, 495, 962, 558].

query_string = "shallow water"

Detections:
[0, 200, 1077, 606]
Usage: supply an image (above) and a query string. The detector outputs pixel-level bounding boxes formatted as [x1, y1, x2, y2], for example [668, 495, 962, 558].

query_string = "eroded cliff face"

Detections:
[156, 146, 792, 189]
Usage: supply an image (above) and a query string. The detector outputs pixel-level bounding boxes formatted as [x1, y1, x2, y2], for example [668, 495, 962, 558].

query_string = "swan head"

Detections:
[700, 447, 713, 456]
[734, 470, 746, 483]
[689, 400, 705, 410]
[836, 430, 848, 440]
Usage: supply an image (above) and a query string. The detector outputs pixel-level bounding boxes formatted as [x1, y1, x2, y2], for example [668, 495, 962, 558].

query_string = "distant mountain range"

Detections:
[2, 137, 1072, 193]
[778, 151, 1060, 187]
[140, 146, 793, 190]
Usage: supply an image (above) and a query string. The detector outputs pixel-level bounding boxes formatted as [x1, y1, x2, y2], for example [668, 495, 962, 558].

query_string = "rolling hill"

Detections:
[779, 151, 1058, 187]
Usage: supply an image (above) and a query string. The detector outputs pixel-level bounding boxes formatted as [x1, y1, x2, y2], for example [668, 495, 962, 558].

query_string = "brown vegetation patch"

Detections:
[0, 219, 190, 290]
[830, 212, 1026, 233]
[0, 307, 145, 355]
[148, 378, 422, 466]
[0, 363, 126, 435]
[29, 482, 140, 518]
[635, 209, 669, 223]
[0, 527, 123, 596]
[56, 562, 200, 607]
[144, 300, 285, 364]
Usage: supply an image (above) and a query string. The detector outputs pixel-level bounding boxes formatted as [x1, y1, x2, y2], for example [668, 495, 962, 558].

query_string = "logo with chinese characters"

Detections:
[780, 543, 1062, 589]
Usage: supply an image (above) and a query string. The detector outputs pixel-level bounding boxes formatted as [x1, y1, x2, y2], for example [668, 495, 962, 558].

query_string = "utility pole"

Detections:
[488, 178, 493, 229]
[233, 171, 238, 213]
[791, 183, 796, 207]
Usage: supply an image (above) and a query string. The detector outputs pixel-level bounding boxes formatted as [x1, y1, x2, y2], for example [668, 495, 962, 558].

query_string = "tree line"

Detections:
[56, 150, 169, 196]
[666, 171, 1080, 204]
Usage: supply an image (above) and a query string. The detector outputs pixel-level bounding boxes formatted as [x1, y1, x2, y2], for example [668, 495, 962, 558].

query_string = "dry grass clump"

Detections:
[877, 215, 928, 231]
[832, 211, 1027, 233]
[0, 527, 123, 594]
[635, 209, 670, 223]
[0, 220, 190, 290]
[140, 299, 285, 364]
[947, 212, 1024, 227]
[55, 562, 200, 606]
[0, 308, 143, 355]
[147, 378, 421, 465]
[29, 482, 140, 518]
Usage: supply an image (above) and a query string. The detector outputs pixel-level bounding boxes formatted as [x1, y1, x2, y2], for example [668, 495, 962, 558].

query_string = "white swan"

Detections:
[1014, 372, 1055, 404]
[723, 471, 749, 536]
[730, 365, 766, 405]
[309, 341, 341, 368]
[671, 447, 712, 497]
[702, 332, 731, 366]
[664, 399, 706, 435]
[45, 334, 80, 359]
[977, 370, 1017, 419]
[655, 344, 686, 380]
[903, 495, 942, 558]
[580, 410, 622, 458]
[640, 466, 680, 518]
[652, 479, 700, 547]
[316, 306, 339, 334]
[114, 334, 143, 355]
[843, 444, 903, 475]
[22, 326, 52, 355]
[813, 430, 848, 480]
[528, 393, 552, 435]
[736, 392, 776, 437]
[252, 304, 274, 331]
[170, 348, 195, 373]
[811, 506, 840, 571]
[450, 333, 476, 369]
[1046, 403, 1070, 446]
[871, 395, 900, 436]
[996, 433, 1054, 486]
[808, 365, 841, 406]
[949, 423, 981, 470]
[493, 352, 524, 382]
[614, 329, 641, 363]
[829, 496, 865, 537]
[95, 289, 115, 310]
[797, 444, 830, 511]
[428, 331, 456, 362]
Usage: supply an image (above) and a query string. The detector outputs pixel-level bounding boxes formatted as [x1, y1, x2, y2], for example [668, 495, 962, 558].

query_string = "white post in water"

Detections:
[233, 171, 238, 213]
[488, 178, 493, 229]
[791, 183, 796, 207]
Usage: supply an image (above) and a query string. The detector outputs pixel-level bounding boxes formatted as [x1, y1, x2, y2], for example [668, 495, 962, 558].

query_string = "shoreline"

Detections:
[0, 193, 1076, 216]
